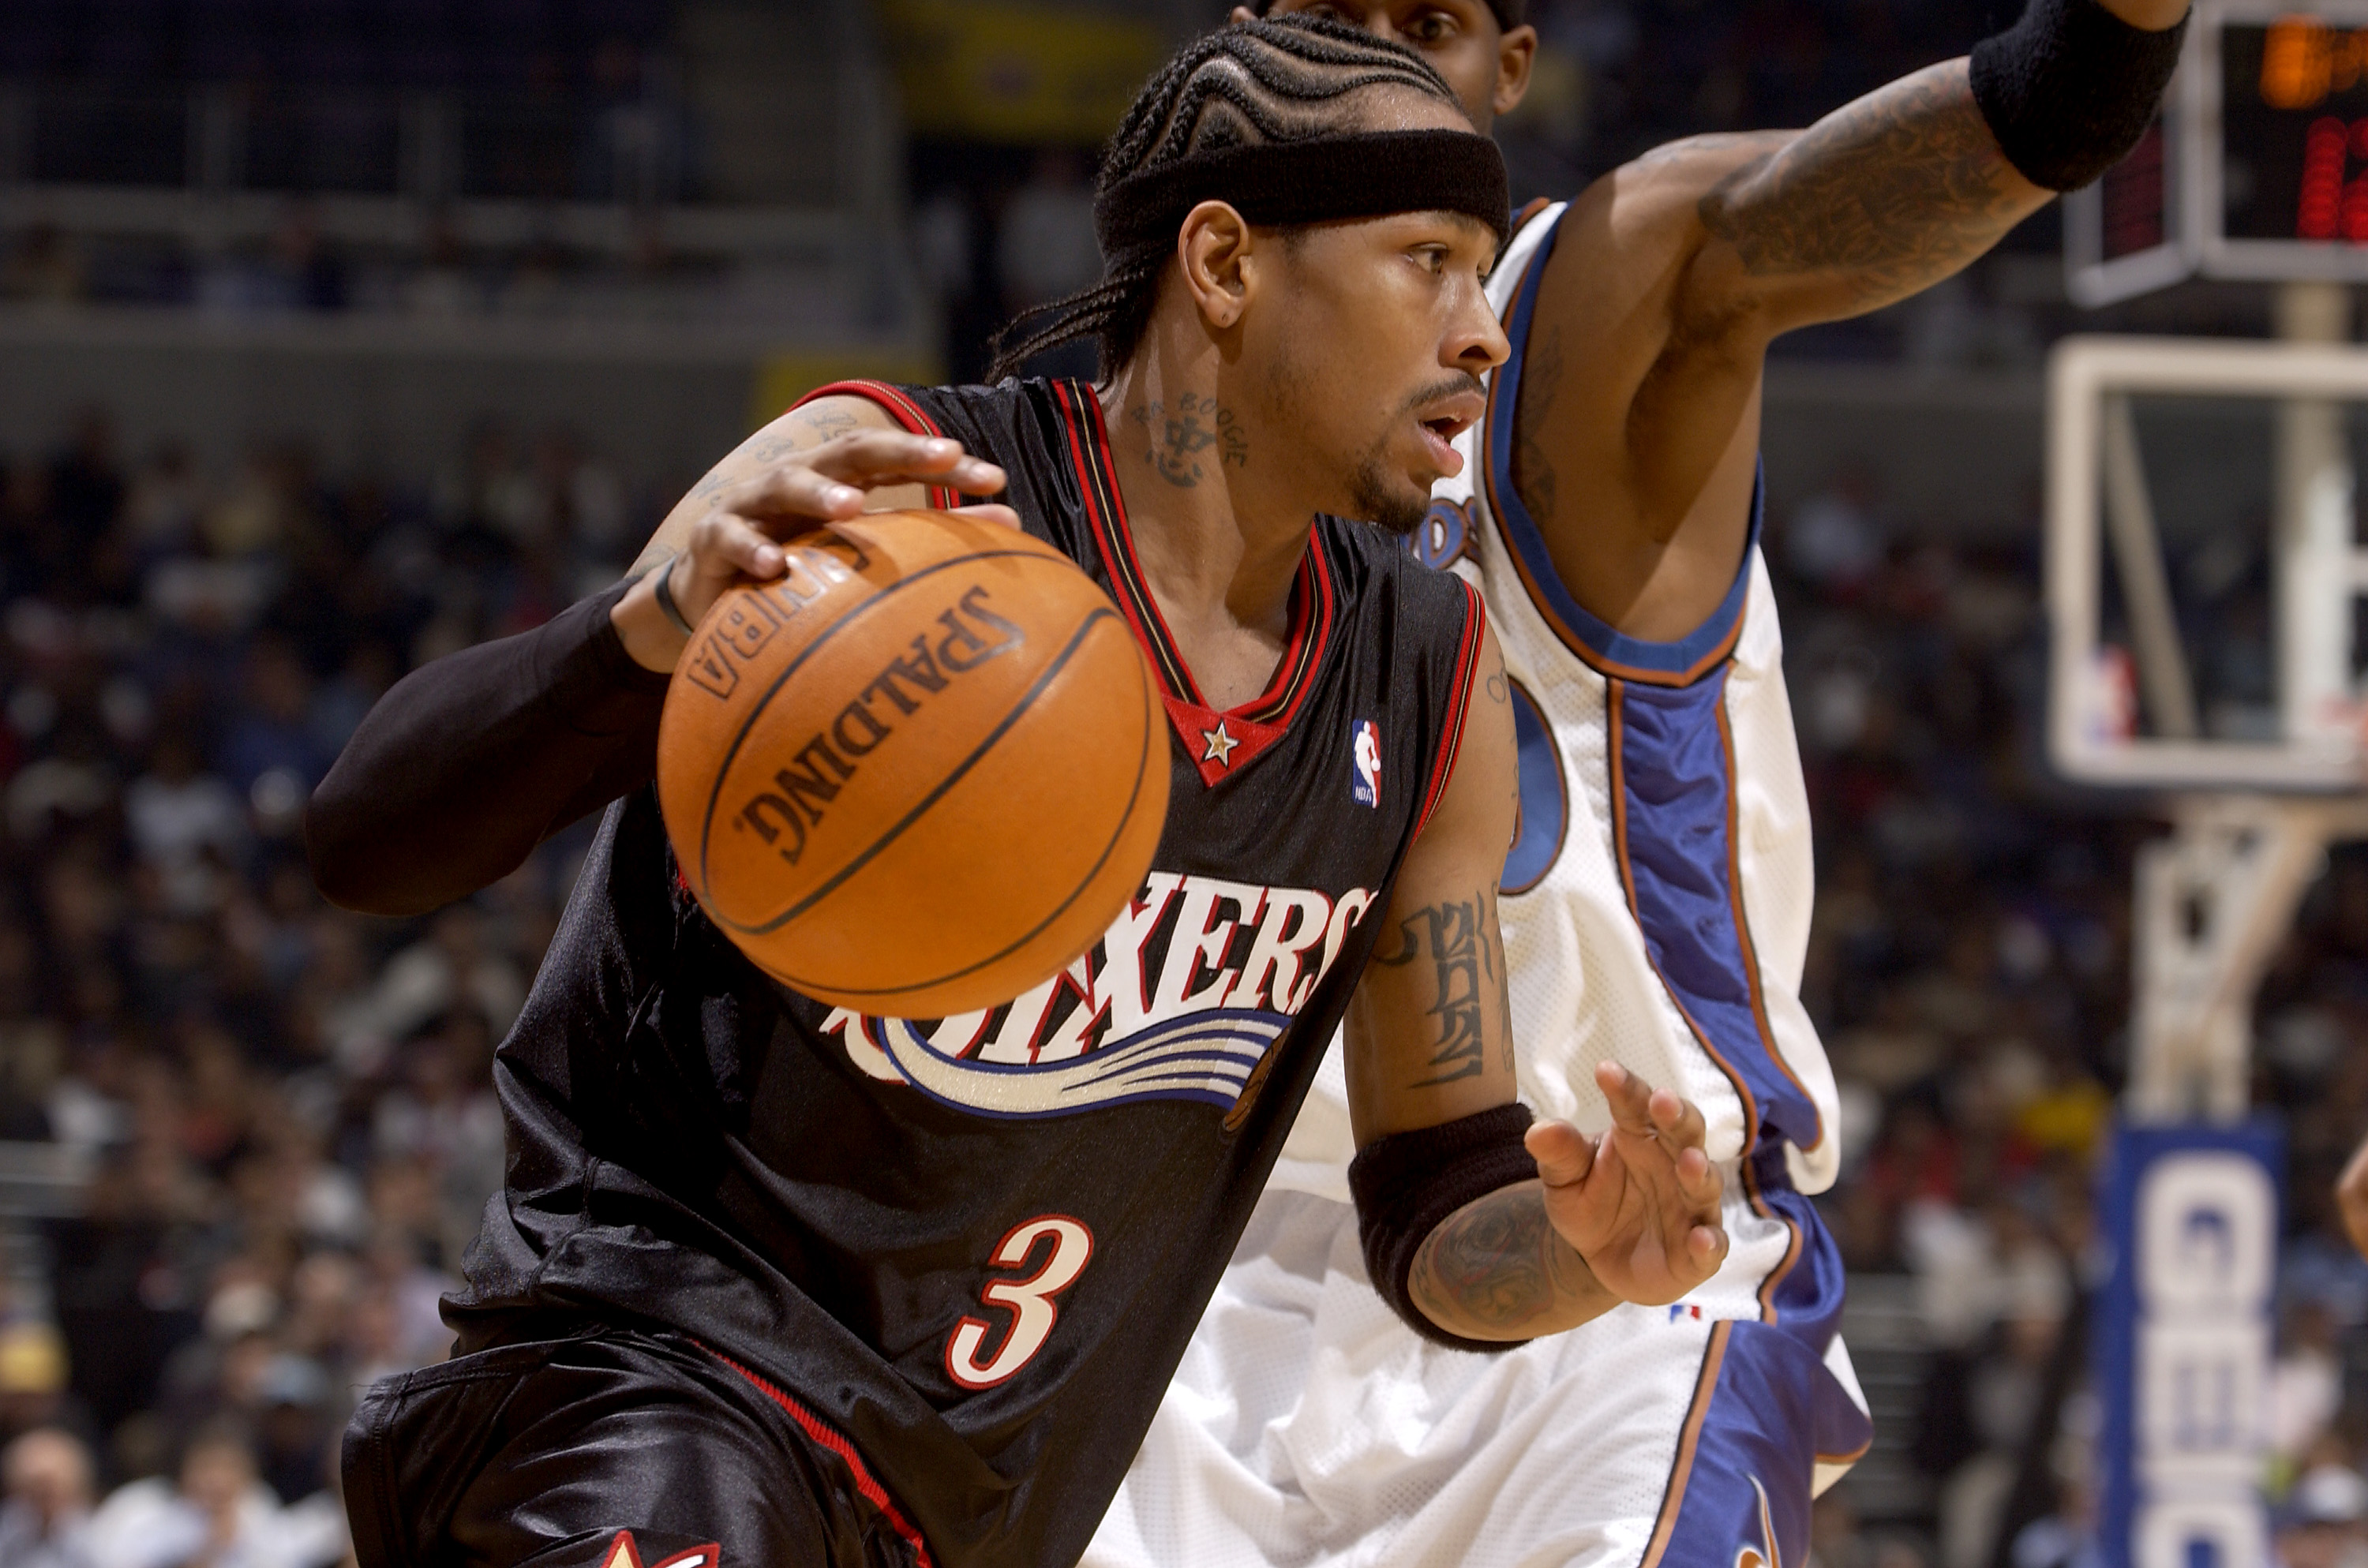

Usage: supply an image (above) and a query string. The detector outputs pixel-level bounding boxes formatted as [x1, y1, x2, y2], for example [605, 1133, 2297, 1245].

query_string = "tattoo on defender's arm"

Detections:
[1408, 1183, 1594, 1334]
[1373, 893, 1501, 1087]
[1512, 326, 1567, 526]
[1695, 60, 2036, 312]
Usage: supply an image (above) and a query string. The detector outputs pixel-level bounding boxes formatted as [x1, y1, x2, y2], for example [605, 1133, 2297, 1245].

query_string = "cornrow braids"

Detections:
[985, 15, 1467, 384]
[1252, 0, 1528, 28]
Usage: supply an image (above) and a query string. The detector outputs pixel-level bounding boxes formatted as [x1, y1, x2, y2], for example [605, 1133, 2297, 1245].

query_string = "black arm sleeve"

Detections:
[306, 577, 674, 917]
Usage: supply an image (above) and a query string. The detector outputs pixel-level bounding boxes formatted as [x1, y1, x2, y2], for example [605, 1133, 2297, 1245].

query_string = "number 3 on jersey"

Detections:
[943, 1215, 1095, 1390]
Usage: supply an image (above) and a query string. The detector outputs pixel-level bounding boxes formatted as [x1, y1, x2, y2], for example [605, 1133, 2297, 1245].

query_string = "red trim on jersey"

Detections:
[703, 1349, 937, 1568]
[789, 380, 961, 511]
[1413, 581, 1487, 840]
[1047, 379, 1334, 777]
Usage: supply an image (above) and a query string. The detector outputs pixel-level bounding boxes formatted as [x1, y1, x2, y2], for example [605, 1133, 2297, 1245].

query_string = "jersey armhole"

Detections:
[789, 380, 961, 511]
[1412, 579, 1487, 841]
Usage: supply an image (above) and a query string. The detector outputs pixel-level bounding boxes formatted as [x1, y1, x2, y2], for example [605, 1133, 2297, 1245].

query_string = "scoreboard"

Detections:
[2066, 0, 2368, 301]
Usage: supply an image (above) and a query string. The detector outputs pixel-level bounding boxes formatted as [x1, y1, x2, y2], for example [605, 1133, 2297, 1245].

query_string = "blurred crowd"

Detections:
[0, 406, 2355, 1568]
[1768, 469, 2368, 1568]
[0, 407, 646, 1567]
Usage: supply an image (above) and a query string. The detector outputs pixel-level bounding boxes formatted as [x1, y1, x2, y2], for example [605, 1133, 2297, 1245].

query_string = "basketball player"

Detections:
[309, 21, 1736, 1568]
[1081, 4, 2191, 1568]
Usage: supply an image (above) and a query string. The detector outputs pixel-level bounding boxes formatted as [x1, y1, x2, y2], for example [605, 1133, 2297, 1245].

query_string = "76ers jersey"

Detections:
[449, 377, 1486, 1568]
[1272, 204, 1841, 1199]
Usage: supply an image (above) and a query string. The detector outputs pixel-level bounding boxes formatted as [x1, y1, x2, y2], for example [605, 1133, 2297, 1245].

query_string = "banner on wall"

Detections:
[2094, 1120, 2280, 1568]
[879, 0, 1167, 144]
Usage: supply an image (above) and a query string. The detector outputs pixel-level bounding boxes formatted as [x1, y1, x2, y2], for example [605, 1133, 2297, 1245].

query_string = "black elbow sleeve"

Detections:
[1970, 0, 2189, 192]
[1347, 1102, 1539, 1353]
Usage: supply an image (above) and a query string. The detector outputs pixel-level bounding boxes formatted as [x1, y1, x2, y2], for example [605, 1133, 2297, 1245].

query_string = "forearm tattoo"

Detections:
[1373, 891, 1507, 1087]
[1697, 60, 2039, 312]
[1408, 1183, 1594, 1335]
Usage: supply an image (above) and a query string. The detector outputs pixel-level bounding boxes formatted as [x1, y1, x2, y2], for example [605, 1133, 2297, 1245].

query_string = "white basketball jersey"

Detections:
[1269, 201, 1842, 1199]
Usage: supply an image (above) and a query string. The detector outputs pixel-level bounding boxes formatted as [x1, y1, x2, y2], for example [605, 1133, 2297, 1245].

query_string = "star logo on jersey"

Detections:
[1735, 1476, 1782, 1568]
[1201, 721, 1240, 768]
[598, 1532, 719, 1568]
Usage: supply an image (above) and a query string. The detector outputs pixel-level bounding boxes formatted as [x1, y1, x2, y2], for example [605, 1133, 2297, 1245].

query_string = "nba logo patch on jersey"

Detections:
[1350, 720, 1381, 807]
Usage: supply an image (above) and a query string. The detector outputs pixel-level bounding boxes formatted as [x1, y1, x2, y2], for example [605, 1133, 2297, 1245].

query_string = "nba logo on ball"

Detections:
[1351, 720, 1381, 807]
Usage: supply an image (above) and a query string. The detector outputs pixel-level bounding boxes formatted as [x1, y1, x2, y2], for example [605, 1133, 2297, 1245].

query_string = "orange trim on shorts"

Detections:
[1641, 1320, 1732, 1568]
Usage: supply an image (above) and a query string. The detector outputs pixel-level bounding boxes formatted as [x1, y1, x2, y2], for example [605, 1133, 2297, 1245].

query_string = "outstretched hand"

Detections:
[1527, 1061, 1728, 1307]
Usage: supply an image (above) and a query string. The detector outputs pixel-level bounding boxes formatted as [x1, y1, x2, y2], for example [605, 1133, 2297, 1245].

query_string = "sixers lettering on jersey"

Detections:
[822, 871, 1375, 1118]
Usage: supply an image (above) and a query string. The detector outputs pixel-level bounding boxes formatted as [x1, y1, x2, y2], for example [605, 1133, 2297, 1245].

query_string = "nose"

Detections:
[1451, 278, 1511, 376]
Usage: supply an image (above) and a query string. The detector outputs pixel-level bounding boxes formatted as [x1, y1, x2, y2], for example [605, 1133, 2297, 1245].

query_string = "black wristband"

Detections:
[1970, 0, 2187, 192]
[1347, 1102, 1538, 1353]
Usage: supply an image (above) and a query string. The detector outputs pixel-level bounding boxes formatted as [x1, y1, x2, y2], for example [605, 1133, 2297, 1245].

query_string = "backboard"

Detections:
[2066, 0, 2368, 302]
[2048, 333, 2368, 791]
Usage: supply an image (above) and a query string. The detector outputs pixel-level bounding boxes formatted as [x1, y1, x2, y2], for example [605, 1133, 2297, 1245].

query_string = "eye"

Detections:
[1403, 8, 1461, 43]
[1411, 245, 1452, 272]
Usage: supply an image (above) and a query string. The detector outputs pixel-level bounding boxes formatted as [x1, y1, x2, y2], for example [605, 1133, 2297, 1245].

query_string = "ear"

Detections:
[1177, 201, 1257, 332]
[1227, 5, 1261, 19]
[1494, 24, 1538, 118]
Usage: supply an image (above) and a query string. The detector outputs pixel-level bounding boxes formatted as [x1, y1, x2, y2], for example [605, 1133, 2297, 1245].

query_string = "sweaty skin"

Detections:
[1246, 0, 2190, 639]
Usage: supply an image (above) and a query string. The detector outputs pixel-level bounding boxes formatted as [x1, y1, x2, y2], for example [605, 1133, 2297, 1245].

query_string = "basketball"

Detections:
[654, 510, 1170, 1018]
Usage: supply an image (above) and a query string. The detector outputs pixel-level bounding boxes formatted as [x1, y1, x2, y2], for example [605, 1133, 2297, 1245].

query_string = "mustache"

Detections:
[1401, 372, 1487, 413]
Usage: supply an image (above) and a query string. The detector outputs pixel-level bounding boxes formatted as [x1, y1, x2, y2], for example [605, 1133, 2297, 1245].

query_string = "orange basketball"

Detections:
[655, 510, 1170, 1018]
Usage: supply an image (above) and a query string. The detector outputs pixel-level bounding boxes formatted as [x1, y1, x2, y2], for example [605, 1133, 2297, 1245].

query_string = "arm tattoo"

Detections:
[1130, 394, 1249, 488]
[1697, 60, 2037, 313]
[692, 406, 860, 500]
[1512, 325, 1566, 526]
[1409, 1184, 1594, 1334]
[1373, 894, 1497, 1087]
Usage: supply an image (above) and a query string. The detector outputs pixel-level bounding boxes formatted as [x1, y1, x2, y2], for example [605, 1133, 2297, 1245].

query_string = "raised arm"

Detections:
[1343, 624, 1728, 1345]
[307, 396, 1013, 916]
[1508, 0, 2186, 635]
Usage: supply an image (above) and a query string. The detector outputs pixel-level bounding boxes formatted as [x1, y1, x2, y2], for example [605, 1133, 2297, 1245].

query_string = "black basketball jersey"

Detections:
[449, 378, 1486, 1568]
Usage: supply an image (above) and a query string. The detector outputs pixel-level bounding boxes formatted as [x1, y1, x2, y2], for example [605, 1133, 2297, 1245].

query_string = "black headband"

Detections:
[1095, 129, 1510, 260]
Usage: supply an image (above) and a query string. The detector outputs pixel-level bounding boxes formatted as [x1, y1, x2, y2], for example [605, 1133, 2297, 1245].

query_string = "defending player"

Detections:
[309, 21, 1732, 1568]
[1081, 3, 2190, 1567]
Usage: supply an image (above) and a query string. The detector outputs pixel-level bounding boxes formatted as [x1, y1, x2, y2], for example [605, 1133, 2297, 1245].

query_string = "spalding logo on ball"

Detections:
[655, 511, 1170, 1019]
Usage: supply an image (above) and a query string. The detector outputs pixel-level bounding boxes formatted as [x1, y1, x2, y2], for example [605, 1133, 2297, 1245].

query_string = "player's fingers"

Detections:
[804, 431, 1009, 496]
[713, 464, 871, 533]
[1675, 1143, 1725, 1216]
[1526, 1119, 1594, 1189]
[949, 503, 1025, 530]
[1595, 1061, 1656, 1138]
[1649, 1089, 1710, 1153]
[686, 510, 795, 585]
[1687, 1222, 1729, 1269]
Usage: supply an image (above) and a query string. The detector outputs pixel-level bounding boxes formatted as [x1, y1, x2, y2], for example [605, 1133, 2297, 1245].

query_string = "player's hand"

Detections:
[620, 430, 1017, 671]
[1527, 1061, 1728, 1307]
[673, 428, 1015, 627]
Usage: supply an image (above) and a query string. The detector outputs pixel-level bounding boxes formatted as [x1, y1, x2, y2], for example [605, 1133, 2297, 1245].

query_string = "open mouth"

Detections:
[1416, 411, 1475, 477]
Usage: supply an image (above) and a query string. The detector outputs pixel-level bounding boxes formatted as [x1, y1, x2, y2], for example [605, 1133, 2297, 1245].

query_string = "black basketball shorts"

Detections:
[341, 1323, 930, 1568]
